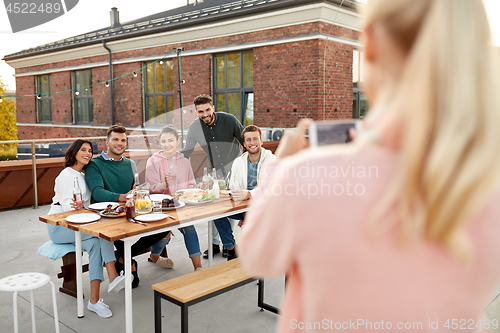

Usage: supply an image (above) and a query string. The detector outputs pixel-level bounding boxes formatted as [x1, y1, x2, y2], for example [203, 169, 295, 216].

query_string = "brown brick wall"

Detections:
[15, 21, 358, 139]
[51, 71, 72, 124]
[16, 76, 36, 123]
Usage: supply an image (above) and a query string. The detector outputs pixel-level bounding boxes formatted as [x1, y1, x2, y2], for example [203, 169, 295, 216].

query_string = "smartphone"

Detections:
[309, 120, 362, 147]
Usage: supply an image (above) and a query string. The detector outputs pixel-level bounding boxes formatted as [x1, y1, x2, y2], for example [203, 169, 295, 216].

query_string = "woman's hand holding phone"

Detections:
[275, 119, 313, 159]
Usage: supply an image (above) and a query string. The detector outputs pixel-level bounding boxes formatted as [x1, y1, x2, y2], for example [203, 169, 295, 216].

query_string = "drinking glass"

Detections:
[153, 200, 162, 213]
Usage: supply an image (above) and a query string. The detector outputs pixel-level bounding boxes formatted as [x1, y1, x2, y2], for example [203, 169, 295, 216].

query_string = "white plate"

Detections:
[163, 201, 185, 210]
[185, 200, 212, 206]
[134, 214, 169, 222]
[88, 202, 118, 210]
[65, 213, 101, 224]
[150, 194, 172, 201]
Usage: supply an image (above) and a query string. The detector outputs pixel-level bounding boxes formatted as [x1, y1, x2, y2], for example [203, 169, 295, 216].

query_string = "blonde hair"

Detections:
[362, 0, 500, 259]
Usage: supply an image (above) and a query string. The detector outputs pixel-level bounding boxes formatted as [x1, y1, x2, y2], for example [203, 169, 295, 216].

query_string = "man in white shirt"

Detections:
[230, 125, 277, 201]
[214, 125, 277, 260]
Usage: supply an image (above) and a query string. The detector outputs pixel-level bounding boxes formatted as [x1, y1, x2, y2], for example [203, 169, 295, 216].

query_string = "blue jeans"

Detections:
[47, 224, 115, 283]
[151, 225, 201, 258]
[213, 213, 244, 250]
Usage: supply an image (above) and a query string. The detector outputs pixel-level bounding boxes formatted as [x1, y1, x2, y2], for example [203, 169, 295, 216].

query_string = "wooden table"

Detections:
[39, 195, 249, 333]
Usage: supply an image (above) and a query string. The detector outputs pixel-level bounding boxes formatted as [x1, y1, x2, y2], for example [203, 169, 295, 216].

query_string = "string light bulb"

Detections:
[37, 94, 41, 99]
[160, 60, 163, 65]
[183, 110, 187, 114]
[75, 91, 80, 96]
[0, 96, 3, 103]
[133, 71, 137, 77]
[105, 81, 109, 87]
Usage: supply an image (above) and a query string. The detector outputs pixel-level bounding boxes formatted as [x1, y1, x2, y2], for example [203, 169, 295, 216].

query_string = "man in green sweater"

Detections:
[85, 125, 171, 288]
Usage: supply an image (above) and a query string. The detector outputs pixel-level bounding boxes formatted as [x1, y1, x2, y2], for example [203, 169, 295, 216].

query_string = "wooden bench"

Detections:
[152, 258, 277, 333]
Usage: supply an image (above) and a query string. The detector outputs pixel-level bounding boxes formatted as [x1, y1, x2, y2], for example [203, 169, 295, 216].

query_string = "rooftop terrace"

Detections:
[0, 205, 283, 332]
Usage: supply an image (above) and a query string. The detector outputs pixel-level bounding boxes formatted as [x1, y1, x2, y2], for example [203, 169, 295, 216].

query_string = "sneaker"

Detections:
[195, 267, 202, 272]
[202, 244, 221, 259]
[222, 248, 228, 258]
[88, 299, 112, 318]
[150, 255, 175, 269]
[227, 247, 238, 261]
[108, 270, 126, 294]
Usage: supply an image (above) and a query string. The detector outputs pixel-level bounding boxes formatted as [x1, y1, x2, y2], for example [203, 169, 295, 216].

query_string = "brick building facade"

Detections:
[4, 0, 363, 146]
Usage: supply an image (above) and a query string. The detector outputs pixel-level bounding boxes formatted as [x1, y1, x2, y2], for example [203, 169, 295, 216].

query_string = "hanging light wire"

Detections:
[10, 49, 176, 98]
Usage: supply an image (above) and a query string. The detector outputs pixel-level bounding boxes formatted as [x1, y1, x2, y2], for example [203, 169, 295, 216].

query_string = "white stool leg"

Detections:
[13, 291, 18, 333]
[49, 281, 60, 333]
[30, 289, 36, 333]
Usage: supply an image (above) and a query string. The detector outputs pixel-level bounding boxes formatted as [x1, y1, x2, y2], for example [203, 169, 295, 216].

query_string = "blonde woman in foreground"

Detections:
[239, 0, 500, 332]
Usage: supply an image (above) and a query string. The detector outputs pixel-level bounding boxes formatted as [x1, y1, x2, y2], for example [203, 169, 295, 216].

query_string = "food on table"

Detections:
[177, 189, 216, 203]
[161, 198, 181, 208]
[220, 190, 230, 196]
[101, 203, 126, 216]
[135, 198, 153, 214]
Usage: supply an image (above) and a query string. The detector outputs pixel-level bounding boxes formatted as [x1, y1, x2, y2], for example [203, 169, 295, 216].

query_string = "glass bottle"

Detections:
[211, 169, 220, 199]
[125, 194, 136, 219]
[202, 167, 209, 191]
[73, 177, 84, 209]
[133, 172, 140, 189]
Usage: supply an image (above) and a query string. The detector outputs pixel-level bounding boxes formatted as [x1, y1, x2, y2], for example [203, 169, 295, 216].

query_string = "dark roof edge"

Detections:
[3, 0, 361, 61]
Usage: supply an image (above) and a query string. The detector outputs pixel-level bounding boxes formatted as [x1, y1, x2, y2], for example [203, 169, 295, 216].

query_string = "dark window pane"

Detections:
[146, 66, 154, 93]
[89, 99, 94, 122]
[40, 75, 50, 94]
[155, 62, 165, 93]
[227, 92, 240, 120]
[166, 61, 173, 92]
[167, 96, 174, 124]
[243, 53, 253, 87]
[215, 94, 225, 113]
[244, 92, 254, 126]
[156, 95, 166, 124]
[40, 100, 51, 122]
[147, 96, 155, 122]
[359, 92, 368, 119]
[352, 92, 358, 119]
[215, 56, 225, 89]
[227, 53, 241, 88]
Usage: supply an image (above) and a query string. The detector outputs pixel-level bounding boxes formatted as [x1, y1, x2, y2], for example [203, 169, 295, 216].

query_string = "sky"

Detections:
[0, 0, 499, 91]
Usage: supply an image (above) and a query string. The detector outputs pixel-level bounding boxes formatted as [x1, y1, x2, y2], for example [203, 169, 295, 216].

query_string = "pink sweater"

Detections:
[145, 151, 196, 194]
[239, 144, 500, 333]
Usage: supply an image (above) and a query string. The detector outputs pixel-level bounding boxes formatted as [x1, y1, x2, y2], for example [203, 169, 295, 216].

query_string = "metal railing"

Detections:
[0, 134, 157, 209]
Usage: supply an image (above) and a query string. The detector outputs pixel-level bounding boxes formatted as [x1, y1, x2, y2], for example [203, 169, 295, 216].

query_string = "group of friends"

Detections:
[45, 94, 276, 318]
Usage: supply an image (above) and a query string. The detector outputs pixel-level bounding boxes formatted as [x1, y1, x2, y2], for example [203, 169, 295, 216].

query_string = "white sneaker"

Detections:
[88, 298, 112, 318]
[108, 270, 126, 294]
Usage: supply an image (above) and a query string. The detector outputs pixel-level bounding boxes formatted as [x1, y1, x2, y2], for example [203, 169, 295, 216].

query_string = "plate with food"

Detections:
[99, 203, 126, 218]
[178, 189, 216, 205]
[66, 213, 101, 223]
[88, 202, 119, 210]
[150, 194, 172, 202]
[161, 197, 185, 210]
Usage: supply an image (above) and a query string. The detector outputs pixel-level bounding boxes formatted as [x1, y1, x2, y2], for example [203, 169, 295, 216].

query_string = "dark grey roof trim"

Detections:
[3, 0, 361, 61]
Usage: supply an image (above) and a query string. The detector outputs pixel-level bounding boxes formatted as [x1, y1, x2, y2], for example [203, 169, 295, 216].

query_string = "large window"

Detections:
[213, 51, 253, 125]
[72, 70, 93, 124]
[353, 50, 368, 119]
[36, 75, 52, 123]
[144, 60, 174, 125]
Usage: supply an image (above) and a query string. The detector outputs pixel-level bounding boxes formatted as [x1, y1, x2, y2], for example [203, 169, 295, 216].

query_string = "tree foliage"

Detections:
[0, 76, 18, 160]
